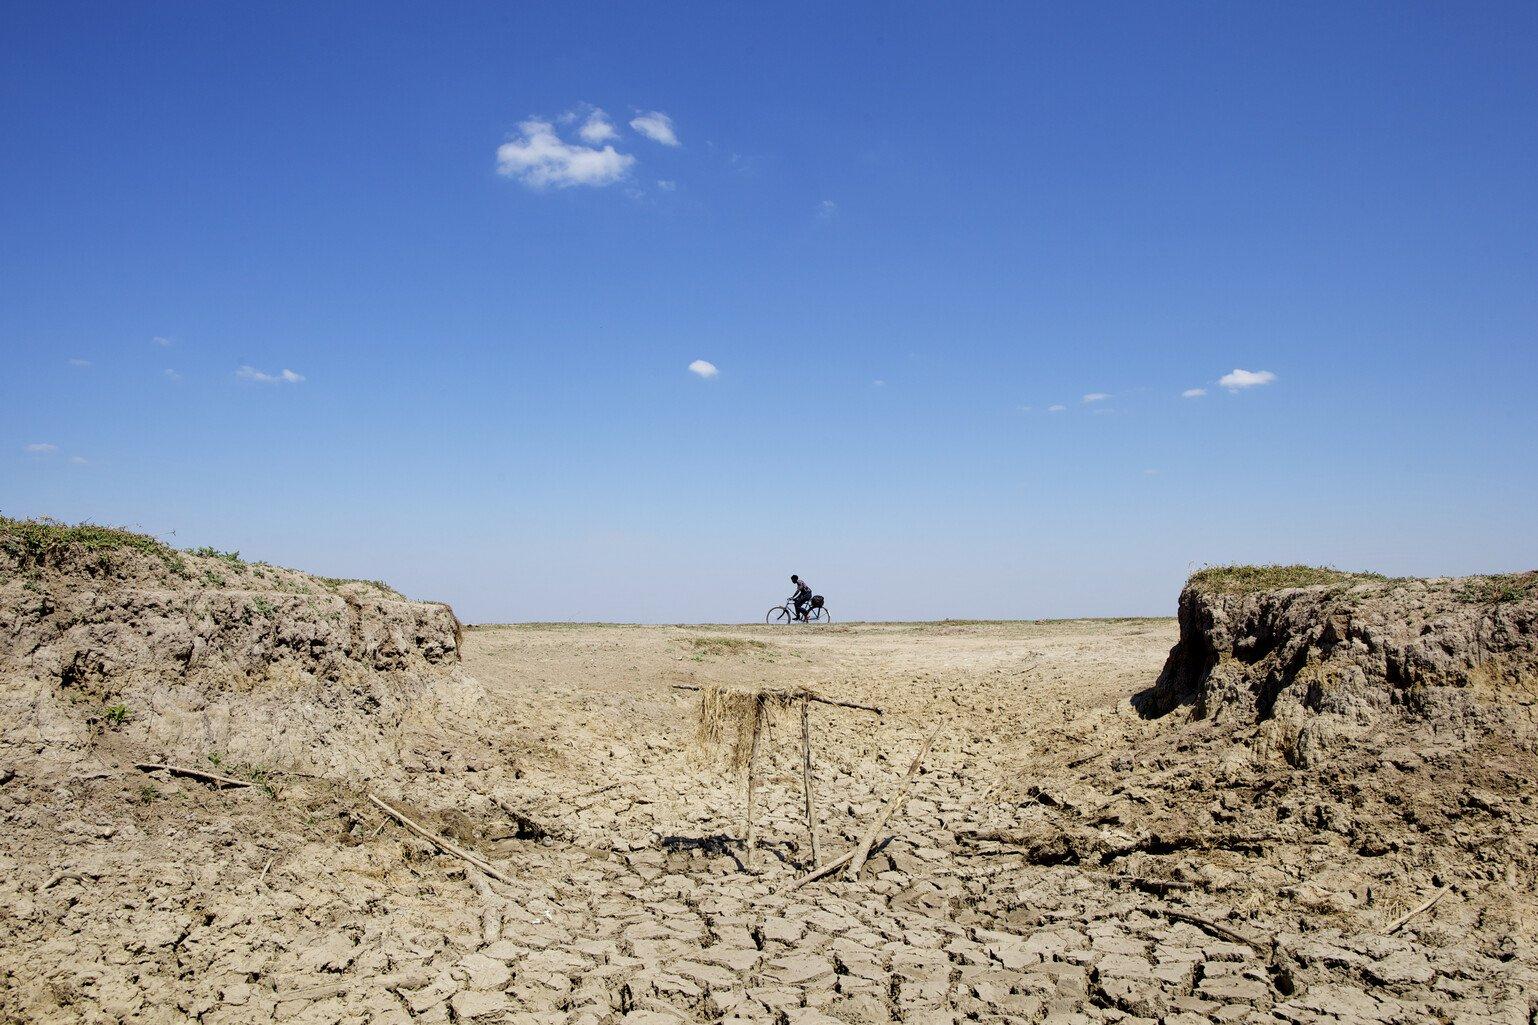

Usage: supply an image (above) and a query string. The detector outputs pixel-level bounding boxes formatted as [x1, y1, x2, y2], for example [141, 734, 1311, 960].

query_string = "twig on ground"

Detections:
[39, 871, 83, 891]
[783, 848, 858, 892]
[847, 729, 940, 881]
[368, 794, 516, 885]
[1385, 884, 1452, 934]
[1152, 907, 1268, 951]
[134, 762, 252, 789]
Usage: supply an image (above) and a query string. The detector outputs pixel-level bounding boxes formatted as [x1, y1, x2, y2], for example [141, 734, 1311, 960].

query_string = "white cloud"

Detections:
[1047, 404, 1066, 413]
[656, 179, 677, 191]
[70, 455, 89, 465]
[817, 199, 838, 219]
[629, 111, 679, 146]
[1082, 392, 1110, 404]
[872, 379, 886, 388]
[164, 369, 183, 382]
[237, 365, 304, 384]
[68, 357, 92, 368]
[496, 118, 635, 189]
[1218, 368, 1276, 391]
[1143, 468, 1160, 476]
[25, 442, 58, 454]
[687, 359, 718, 379]
[152, 336, 173, 347]
[1182, 388, 1207, 398]
[576, 108, 618, 144]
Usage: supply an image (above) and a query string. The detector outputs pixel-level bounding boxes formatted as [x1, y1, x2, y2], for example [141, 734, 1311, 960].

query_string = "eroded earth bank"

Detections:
[2, 529, 1536, 1024]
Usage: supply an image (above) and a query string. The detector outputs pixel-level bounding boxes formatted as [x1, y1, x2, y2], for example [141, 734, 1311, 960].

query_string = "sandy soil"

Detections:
[3, 619, 1532, 1024]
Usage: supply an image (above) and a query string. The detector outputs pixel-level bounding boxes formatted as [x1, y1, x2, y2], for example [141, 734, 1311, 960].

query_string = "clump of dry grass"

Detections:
[693, 681, 811, 769]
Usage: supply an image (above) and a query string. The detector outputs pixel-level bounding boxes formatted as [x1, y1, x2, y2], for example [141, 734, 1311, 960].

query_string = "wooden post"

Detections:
[800, 699, 821, 869]
[744, 701, 763, 871]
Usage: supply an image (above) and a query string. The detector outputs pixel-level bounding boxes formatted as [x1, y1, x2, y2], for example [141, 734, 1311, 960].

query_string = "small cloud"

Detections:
[237, 365, 304, 385]
[687, 359, 718, 379]
[496, 118, 635, 189]
[1082, 393, 1110, 404]
[1182, 388, 1207, 398]
[164, 369, 183, 382]
[576, 107, 618, 144]
[817, 199, 838, 219]
[70, 455, 89, 465]
[629, 110, 679, 146]
[872, 379, 886, 388]
[1017, 404, 1032, 412]
[25, 442, 58, 454]
[1047, 404, 1066, 413]
[1143, 468, 1160, 476]
[152, 336, 173, 348]
[68, 357, 92, 368]
[1218, 368, 1276, 391]
[656, 179, 677, 191]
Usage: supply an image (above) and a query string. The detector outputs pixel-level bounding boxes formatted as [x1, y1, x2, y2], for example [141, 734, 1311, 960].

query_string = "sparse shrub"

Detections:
[248, 597, 276, 617]
[0, 515, 177, 570]
[1457, 573, 1538, 605]
[190, 546, 243, 565]
[138, 784, 160, 802]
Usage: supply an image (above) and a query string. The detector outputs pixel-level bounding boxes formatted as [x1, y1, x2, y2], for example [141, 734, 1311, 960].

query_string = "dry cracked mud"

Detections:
[3, 540, 1536, 1024]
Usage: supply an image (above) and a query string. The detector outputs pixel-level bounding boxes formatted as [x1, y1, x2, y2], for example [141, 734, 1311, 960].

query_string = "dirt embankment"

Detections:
[0, 519, 473, 779]
[1141, 567, 1538, 766]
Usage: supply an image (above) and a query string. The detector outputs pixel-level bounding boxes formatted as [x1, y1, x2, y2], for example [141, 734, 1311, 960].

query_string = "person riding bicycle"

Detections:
[789, 575, 813, 622]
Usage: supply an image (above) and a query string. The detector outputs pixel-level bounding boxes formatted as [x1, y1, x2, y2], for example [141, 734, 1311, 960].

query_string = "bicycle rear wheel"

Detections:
[766, 606, 791, 624]
[810, 606, 830, 623]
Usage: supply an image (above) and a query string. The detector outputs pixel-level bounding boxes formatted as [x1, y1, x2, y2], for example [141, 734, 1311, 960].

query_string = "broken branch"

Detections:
[134, 762, 251, 789]
[367, 794, 516, 885]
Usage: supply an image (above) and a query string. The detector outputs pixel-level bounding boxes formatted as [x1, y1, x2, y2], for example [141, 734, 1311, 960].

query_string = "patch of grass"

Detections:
[685, 636, 770, 660]
[0, 515, 172, 566]
[137, 783, 160, 802]
[203, 569, 226, 587]
[1187, 564, 1392, 595]
[103, 702, 131, 727]
[248, 596, 276, 617]
[317, 576, 403, 598]
[207, 752, 223, 768]
[190, 546, 243, 565]
[1457, 572, 1538, 605]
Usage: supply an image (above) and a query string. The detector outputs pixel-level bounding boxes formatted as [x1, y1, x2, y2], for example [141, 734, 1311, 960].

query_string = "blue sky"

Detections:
[4, 3, 1536, 622]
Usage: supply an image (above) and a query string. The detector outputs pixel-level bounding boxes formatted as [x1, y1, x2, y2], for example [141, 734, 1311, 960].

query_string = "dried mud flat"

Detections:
[4, 551, 1537, 1024]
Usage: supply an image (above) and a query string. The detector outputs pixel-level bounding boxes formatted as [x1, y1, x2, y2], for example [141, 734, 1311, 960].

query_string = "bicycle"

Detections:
[766, 597, 830, 624]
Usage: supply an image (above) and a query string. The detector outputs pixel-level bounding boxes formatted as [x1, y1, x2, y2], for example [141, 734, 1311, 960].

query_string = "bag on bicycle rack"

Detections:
[811, 595, 824, 608]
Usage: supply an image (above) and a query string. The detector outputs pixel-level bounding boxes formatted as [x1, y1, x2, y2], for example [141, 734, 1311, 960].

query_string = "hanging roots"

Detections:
[694, 682, 813, 769]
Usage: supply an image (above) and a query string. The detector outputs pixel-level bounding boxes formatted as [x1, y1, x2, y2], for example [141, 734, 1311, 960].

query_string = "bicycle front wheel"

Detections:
[766, 606, 792, 624]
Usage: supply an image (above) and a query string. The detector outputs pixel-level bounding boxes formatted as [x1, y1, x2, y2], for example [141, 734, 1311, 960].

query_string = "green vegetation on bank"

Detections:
[1, 515, 402, 598]
[1186, 564, 1393, 595]
[1456, 572, 1538, 605]
[0, 515, 174, 564]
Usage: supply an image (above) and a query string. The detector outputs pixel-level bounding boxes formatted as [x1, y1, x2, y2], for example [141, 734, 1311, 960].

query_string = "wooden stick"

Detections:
[846, 729, 939, 881]
[800, 699, 821, 869]
[134, 762, 251, 789]
[1152, 907, 1268, 951]
[367, 794, 516, 885]
[744, 704, 763, 872]
[784, 847, 857, 891]
[1385, 885, 1452, 934]
[671, 683, 882, 716]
